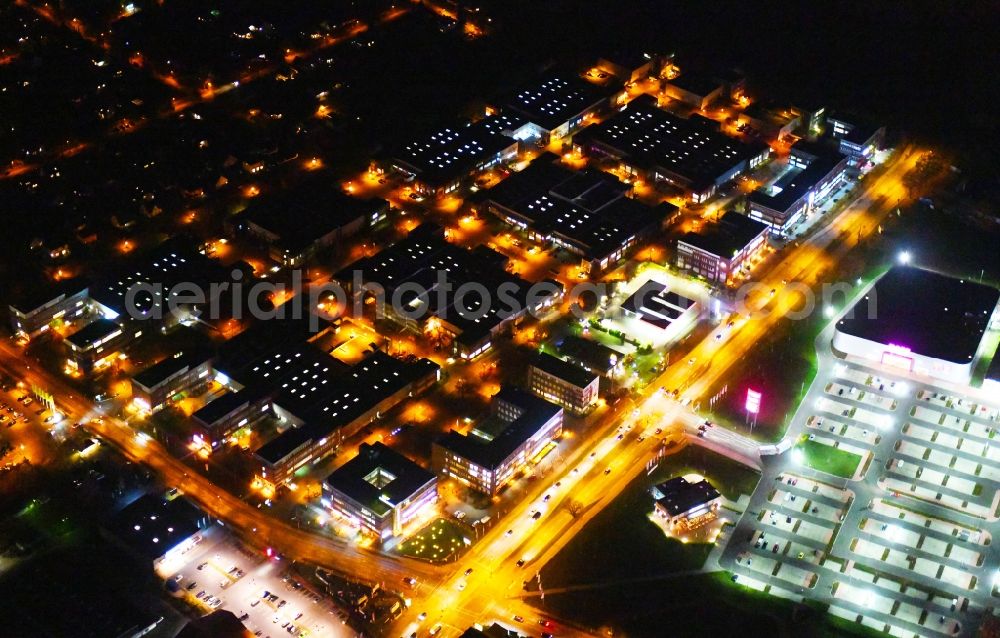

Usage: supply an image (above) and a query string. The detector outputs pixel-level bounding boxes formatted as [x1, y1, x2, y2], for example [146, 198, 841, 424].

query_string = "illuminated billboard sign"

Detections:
[745, 389, 762, 415]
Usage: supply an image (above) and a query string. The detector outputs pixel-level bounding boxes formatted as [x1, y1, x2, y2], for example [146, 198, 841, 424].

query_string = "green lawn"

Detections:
[540, 448, 758, 589]
[395, 518, 469, 563]
[797, 438, 862, 478]
[532, 571, 887, 638]
[705, 308, 826, 443]
[534, 446, 883, 638]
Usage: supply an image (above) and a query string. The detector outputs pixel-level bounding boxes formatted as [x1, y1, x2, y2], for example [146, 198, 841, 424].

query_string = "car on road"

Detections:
[429, 624, 442, 636]
[516, 559, 526, 568]
[402, 576, 417, 587]
[531, 511, 542, 520]
[604, 468, 612, 475]
[513, 615, 524, 623]
[418, 612, 427, 621]
[464, 568, 474, 576]
[505, 529, 513, 537]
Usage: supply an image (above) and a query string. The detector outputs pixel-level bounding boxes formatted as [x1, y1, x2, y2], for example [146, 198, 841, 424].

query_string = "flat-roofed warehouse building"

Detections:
[102, 492, 212, 571]
[833, 266, 1000, 384]
[337, 223, 561, 360]
[597, 52, 662, 85]
[322, 442, 438, 540]
[529, 352, 600, 415]
[652, 475, 722, 531]
[387, 114, 534, 198]
[64, 317, 135, 375]
[661, 74, 725, 111]
[130, 349, 214, 413]
[7, 277, 89, 339]
[185, 320, 439, 493]
[9, 237, 242, 346]
[433, 387, 563, 496]
[496, 73, 621, 144]
[747, 140, 849, 235]
[88, 236, 236, 330]
[250, 349, 440, 494]
[827, 112, 885, 169]
[574, 95, 770, 203]
[478, 155, 675, 276]
[556, 334, 624, 378]
[229, 184, 387, 267]
[676, 210, 768, 284]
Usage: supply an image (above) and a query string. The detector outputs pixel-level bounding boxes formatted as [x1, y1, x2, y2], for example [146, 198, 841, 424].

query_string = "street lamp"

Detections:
[897, 250, 911, 265]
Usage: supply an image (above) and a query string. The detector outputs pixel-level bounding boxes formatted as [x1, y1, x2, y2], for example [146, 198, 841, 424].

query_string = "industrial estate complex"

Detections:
[0, 3, 995, 638]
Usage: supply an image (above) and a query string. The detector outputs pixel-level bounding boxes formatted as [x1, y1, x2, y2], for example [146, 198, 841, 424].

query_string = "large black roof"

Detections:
[482, 154, 672, 261]
[748, 153, 844, 214]
[503, 73, 613, 132]
[338, 223, 557, 345]
[436, 387, 562, 470]
[236, 183, 382, 253]
[654, 476, 720, 517]
[132, 348, 212, 392]
[106, 493, 206, 560]
[576, 94, 767, 190]
[837, 266, 999, 363]
[532, 352, 598, 388]
[678, 210, 767, 258]
[324, 442, 435, 518]
[392, 114, 525, 188]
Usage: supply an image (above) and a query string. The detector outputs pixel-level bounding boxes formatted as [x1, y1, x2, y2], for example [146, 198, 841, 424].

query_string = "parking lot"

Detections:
[157, 528, 353, 638]
[723, 353, 1000, 637]
[732, 475, 851, 593]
